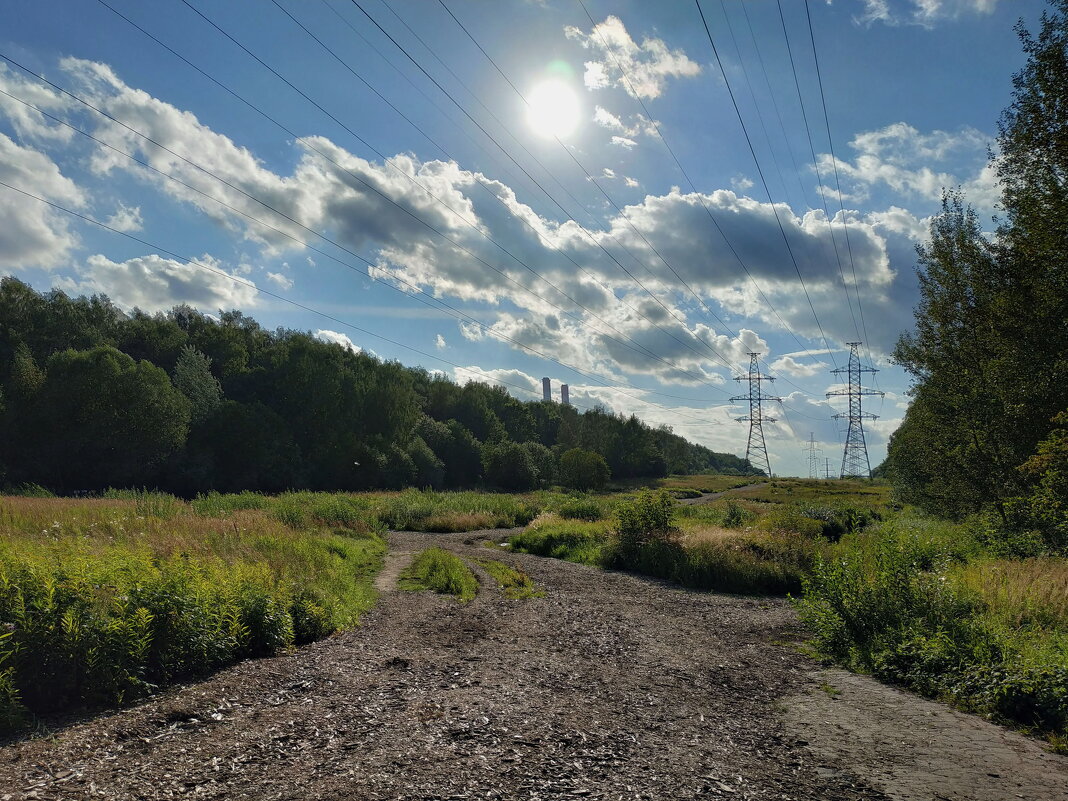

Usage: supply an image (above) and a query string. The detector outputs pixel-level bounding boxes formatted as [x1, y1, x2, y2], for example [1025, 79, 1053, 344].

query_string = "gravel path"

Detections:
[1, 530, 1065, 800]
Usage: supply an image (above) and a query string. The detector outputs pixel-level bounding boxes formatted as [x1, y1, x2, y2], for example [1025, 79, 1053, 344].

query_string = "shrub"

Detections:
[482, 441, 538, 491]
[614, 489, 677, 552]
[558, 448, 610, 491]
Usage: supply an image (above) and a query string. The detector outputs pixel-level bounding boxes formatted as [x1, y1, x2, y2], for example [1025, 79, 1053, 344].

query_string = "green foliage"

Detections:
[0, 494, 384, 730]
[1015, 410, 1068, 551]
[888, 4, 1068, 532]
[399, 548, 478, 602]
[558, 448, 610, 491]
[796, 526, 1068, 741]
[172, 345, 222, 424]
[509, 519, 611, 566]
[475, 558, 544, 599]
[481, 440, 538, 491]
[613, 489, 677, 555]
[20, 346, 191, 491]
[378, 489, 538, 532]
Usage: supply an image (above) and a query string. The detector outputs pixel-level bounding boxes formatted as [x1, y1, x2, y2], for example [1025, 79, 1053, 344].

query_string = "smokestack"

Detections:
[561, 384, 570, 406]
[542, 376, 551, 402]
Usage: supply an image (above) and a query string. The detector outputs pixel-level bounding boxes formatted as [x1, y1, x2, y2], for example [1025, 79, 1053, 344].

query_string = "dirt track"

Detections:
[2, 529, 1066, 801]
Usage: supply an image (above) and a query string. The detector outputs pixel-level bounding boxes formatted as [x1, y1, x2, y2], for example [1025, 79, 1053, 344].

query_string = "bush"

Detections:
[614, 489, 676, 552]
[558, 448, 610, 491]
[482, 441, 538, 491]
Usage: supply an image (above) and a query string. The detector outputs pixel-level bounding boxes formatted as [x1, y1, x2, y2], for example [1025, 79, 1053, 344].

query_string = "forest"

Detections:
[0, 278, 750, 496]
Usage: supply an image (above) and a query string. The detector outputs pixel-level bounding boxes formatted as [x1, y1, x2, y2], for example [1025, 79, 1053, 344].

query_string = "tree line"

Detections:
[0, 279, 751, 495]
[886, 0, 1068, 551]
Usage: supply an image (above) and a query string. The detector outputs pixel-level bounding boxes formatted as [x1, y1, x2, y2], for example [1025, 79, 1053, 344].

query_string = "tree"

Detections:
[888, 3, 1068, 521]
[24, 346, 190, 490]
[481, 440, 538, 491]
[173, 345, 223, 424]
[558, 448, 610, 491]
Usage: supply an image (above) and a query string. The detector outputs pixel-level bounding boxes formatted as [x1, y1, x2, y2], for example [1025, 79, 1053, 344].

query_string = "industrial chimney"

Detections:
[561, 384, 570, 406]
[542, 377, 551, 402]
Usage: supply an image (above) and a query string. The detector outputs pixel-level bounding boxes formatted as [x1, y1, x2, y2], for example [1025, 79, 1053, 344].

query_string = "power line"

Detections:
[801, 0, 879, 380]
[574, 0, 829, 372]
[346, 0, 742, 373]
[86, 3, 737, 392]
[695, 0, 840, 371]
[0, 73, 731, 426]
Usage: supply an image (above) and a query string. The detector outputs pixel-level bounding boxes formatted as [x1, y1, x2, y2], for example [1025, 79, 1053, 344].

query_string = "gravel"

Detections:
[1, 529, 1064, 800]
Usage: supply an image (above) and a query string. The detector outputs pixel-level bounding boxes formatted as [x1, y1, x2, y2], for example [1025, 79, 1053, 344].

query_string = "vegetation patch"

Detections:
[475, 559, 544, 599]
[0, 494, 384, 732]
[399, 548, 479, 602]
[797, 523, 1068, 747]
[509, 517, 612, 566]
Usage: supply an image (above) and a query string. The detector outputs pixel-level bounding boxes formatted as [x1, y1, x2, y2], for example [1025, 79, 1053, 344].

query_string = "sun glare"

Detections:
[526, 79, 580, 139]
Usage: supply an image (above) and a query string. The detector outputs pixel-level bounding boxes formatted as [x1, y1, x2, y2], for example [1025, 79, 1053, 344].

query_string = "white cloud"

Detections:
[857, 0, 999, 27]
[0, 133, 83, 270]
[61, 253, 258, 312]
[0, 63, 74, 143]
[770, 355, 829, 378]
[611, 135, 637, 149]
[592, 104, 659, 140]
[624, 176, 639, 188]
[731, 175, 754, 192]
[565, 16, 701, 99]
[315, 329, 360, 352]
[435, 333, 446, 349]
[817, 121, 997, 211]
[105, 203, 143, 232]
[266, 271, 293, 290]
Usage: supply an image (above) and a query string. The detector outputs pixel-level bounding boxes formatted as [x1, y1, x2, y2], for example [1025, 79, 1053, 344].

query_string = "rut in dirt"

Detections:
[1, 530, 1065, 801]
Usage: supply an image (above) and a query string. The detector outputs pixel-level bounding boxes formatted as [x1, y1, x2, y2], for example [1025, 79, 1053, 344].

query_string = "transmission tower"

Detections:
[826, 343, 884, 479]
[802, 433, 822, 479]
[731, 353, 781, 478]
[824, 458, 834, 480]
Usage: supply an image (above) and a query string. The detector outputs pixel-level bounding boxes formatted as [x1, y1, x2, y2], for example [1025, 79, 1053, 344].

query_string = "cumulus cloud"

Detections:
[105, 203, 143, 232]
[770, 355, 829, 377]
[857, 0, 999, 27]
[564, 16, 701, 99]
[816, 121, 998, 213]
[435, 333, 446, 349]
[0, 133, 83, 270]
[0, 63, 75, 143]
[61, 253, 258, 312]
[315, 329, 360, 352]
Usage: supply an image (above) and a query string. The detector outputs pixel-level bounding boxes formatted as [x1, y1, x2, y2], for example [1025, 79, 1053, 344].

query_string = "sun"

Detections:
[526, 79, 581, 139]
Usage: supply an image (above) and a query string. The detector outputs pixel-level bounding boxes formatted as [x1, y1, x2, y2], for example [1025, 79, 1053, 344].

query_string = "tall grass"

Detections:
[797, 522, 1068, 745]
[475, 559, 544, 599]
[399, 548, 479, 601]
[0, 495, 383, 730]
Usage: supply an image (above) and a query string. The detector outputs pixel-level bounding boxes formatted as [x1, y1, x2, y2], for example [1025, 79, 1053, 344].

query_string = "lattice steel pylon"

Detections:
[826, 343, 884, 479]
[802, 433, 822, 479]
[731, 353, 781, 478]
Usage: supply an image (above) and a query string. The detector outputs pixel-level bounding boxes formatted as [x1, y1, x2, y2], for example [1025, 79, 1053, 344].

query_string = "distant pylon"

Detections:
[824, 458, 834, 480]
[826, 343, 884, 479]
[730, 353, 781, 478]
[802, 433, 822, 479]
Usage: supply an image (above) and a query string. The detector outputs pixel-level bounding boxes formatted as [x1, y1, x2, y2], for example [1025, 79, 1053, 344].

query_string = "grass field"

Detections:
[0, 492, 384, 730]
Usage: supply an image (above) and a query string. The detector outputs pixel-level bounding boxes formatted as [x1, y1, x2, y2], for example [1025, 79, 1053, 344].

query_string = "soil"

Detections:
[1, 528, 1065, 801]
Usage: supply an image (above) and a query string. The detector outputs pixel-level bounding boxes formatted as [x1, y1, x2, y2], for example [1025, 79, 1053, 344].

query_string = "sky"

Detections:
[0, 0, 1050, 476]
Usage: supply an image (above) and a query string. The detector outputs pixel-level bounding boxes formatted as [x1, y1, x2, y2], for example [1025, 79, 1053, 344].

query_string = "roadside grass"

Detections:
[797, 519, 1068, 747]
[475, 558, 544, 599]
[0, 494, 384, 732]
[399, 548, 479, 602]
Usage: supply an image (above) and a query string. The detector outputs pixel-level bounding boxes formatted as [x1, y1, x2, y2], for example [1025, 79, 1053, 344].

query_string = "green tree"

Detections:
[558, 448, 610, 491]
[481, 440, 538, 491]
[26, 346, 190, 490]
[173, 345, 223, 424]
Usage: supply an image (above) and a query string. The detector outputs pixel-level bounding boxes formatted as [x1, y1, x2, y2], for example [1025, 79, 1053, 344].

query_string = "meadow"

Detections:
[2, 477, 1065, 749]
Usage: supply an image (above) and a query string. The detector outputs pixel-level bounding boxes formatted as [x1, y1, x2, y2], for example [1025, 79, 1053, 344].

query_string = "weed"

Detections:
[475, 559, 544, 599]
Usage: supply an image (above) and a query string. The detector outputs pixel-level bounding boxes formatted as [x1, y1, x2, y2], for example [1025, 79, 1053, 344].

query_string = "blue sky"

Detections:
[0, 0, 1048, 475]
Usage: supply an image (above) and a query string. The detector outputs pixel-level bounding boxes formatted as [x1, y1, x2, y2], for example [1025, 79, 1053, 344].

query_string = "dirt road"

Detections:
[2, 530, 1065, 800]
